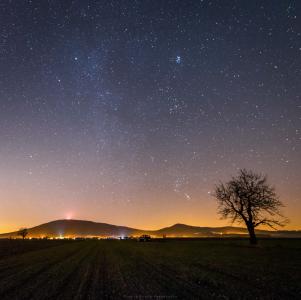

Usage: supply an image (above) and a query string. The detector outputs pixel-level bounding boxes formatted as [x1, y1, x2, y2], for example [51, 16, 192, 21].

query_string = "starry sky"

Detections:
[0, 0, 300, 233]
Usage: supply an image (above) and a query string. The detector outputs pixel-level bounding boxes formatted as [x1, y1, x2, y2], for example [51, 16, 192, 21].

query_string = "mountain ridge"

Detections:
[1, 219, 300, 238]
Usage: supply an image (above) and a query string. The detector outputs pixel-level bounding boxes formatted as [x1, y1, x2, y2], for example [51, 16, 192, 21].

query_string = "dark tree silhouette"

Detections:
[214, 169, 287, 245]
[17, 228, 28, 240]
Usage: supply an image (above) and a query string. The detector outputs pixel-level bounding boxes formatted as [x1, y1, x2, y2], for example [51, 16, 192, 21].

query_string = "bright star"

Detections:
[184, 193, 191, 200]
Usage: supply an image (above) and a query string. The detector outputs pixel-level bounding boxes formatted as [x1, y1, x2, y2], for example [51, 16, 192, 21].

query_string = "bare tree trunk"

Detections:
[247, 223, 257, 245]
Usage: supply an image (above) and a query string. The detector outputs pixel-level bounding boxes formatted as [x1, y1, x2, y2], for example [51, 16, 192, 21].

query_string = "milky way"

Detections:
[0, 1, 300, 231]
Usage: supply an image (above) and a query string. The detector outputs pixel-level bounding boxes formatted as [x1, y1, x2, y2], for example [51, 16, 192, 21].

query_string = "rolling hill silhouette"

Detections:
[0, 219, 300, 238]
[0, 220, 136, 238]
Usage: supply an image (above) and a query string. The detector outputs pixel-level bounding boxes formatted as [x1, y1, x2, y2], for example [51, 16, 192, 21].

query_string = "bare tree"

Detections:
[214, 169, 287, 245]
[17, 228, 28, 240]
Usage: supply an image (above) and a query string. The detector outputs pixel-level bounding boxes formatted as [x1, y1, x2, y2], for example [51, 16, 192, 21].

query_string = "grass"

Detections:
[0, 239, 300, 299]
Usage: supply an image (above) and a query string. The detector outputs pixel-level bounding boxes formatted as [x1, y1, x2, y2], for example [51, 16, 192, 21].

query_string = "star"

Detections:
[176, 56, 181, 64]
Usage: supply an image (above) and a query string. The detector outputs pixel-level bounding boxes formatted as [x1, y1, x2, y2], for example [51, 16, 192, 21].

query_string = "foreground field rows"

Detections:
[0, 239, 300, 299]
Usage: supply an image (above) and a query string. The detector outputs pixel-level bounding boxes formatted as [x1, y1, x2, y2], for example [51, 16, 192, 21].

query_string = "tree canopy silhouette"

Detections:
[17, 228, 28, 240]
[214, 169, 287, 244]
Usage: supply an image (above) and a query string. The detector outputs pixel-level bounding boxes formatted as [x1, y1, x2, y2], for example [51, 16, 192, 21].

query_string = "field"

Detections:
[0, 239, 300, 299]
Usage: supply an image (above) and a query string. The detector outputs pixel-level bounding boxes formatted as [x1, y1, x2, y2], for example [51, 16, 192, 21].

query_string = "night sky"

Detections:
[0, 1, 300, 232]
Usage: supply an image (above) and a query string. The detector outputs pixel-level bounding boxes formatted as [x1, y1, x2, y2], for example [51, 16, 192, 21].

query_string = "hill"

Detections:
[0, 220, 136, 239]
[1, 219, 301, 238]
